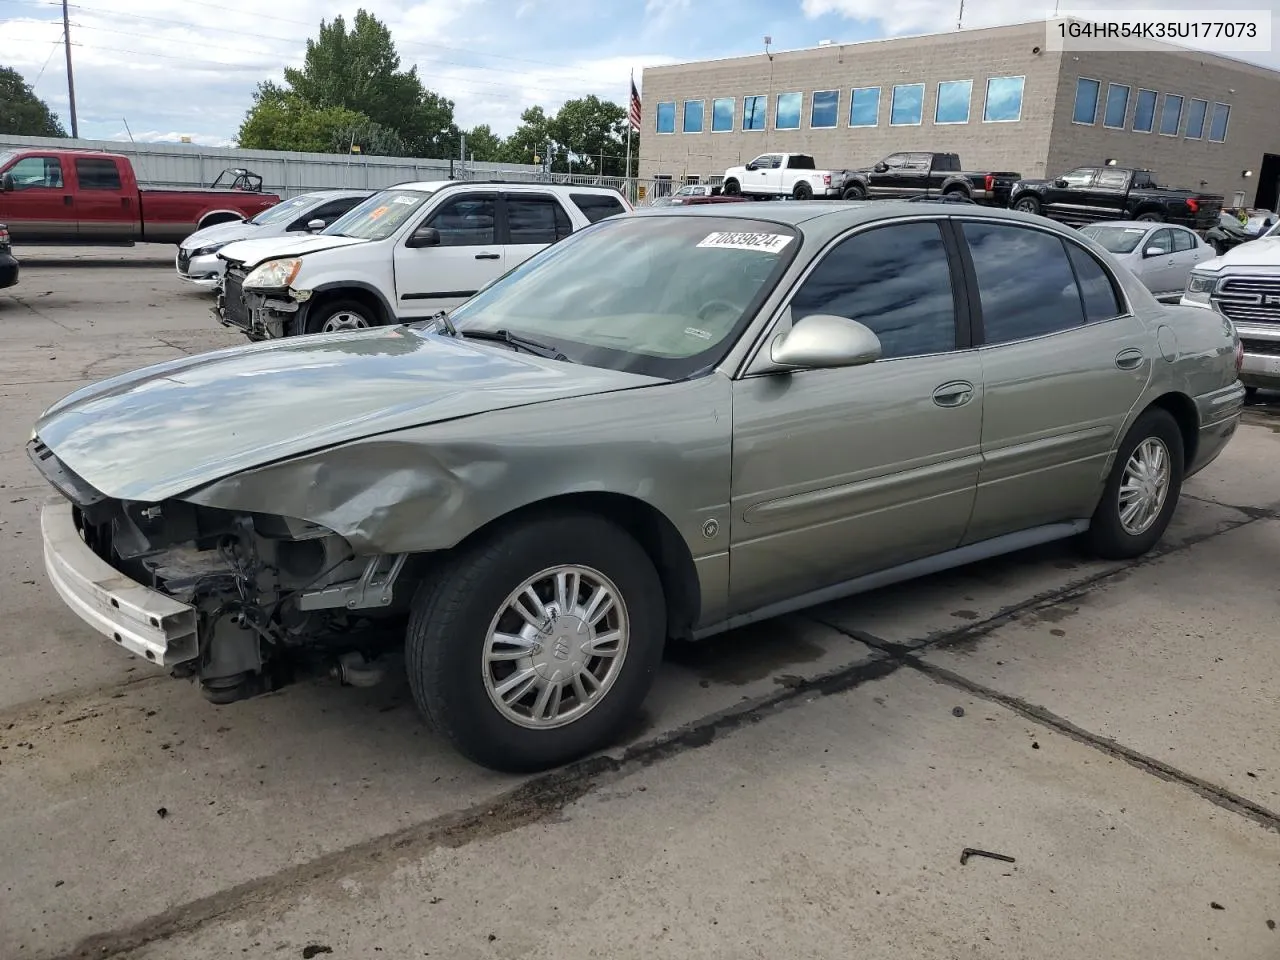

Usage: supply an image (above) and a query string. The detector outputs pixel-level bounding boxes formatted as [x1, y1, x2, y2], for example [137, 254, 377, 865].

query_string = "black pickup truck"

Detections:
[1007, 166, 1224, 231]
[833, 152, 1022, 206]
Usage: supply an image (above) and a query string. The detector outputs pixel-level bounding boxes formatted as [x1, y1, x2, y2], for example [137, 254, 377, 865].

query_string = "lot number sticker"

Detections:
[696, 231, 793, 253]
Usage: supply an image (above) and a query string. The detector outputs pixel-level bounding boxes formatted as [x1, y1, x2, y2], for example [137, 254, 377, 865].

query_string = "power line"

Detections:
[31, 34, 62, 89]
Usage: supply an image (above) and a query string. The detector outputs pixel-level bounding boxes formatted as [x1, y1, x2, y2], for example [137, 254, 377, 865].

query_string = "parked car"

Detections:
[0, 223, 17, 290]
[1077, 221, 1216, 302]
[1204, 211, 1259, 256]
[213, 180, 632, 341]
[1008, 166, 1223, 232]
[670, 183, 721, 200]
[0, 149, 280, 245]
[721, 153, 840, 200]
[1181, 230, 1280, 396]
[30, 201, 1243, 772]
[176, 189, 372, 288]
[834, 152, 1021, 206]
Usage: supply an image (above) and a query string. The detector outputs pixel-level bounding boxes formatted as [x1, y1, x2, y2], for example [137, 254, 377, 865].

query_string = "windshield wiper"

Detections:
[460, 328, 570, 362]
[423, 309, 459, 338]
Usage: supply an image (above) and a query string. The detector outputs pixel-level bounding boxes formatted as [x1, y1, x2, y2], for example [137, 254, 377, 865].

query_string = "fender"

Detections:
[306, 280, 397, 324]
[197, 209, 247, 230]
[939, 174, 972, 195]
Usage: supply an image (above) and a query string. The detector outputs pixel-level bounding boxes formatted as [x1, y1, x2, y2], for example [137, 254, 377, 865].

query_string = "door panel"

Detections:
[1140, 228, 1179, 296]
[393, 192, 501, 315]
[0, 155, 70, 241]
[71, 157, 137, 242]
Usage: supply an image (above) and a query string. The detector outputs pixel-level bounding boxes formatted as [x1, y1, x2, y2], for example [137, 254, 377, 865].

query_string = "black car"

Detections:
[1204, 212, 1262, 256]
[0, 223, 17, 290]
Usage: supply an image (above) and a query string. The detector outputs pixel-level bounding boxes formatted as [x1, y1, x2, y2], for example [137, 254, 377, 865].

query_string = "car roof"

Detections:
[389, 179, 623, 195]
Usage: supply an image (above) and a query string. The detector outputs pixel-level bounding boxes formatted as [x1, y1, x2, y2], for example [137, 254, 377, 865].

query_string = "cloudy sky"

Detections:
[1, 0, 1277, 146]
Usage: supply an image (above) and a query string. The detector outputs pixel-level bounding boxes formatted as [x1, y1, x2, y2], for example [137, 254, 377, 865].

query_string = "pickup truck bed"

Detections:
[1009, 166, 1223, 232]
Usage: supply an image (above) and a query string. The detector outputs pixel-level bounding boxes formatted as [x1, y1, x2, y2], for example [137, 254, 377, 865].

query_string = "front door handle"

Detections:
[1115, 347, 1144, 370]
[474, 252, 500, 260]
[933, 380, 975, 407]
[63, 194, 73, 206]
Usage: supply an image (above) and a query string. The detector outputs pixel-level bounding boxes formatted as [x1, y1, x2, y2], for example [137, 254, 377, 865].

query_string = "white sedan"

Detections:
[1077, 221, 1216, 302]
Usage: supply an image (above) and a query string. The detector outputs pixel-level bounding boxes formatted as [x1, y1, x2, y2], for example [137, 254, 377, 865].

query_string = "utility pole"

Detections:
[62, 0, 79, 138]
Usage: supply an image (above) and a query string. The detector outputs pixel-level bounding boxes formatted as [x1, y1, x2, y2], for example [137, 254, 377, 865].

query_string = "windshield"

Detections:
[0, 151, 13, 172]
[1079, 224, 1148, 254]
[1264, 221, 1280, 239]
[446, 214, 799, 380]
[322, 189, 434, 240]
[249, 193, 324, 226]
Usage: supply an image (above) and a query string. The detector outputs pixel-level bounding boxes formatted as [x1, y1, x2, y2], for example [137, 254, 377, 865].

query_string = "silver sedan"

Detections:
[1078, 220, 1216, 302]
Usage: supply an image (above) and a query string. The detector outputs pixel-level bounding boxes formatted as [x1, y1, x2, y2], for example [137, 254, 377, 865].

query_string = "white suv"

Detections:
[213, 180, 633, 340]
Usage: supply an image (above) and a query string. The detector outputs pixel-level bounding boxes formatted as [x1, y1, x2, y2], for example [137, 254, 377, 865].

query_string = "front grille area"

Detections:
[1241, 338, 1280, 357]
[1213, 276, 1280, 326]
[176, 249, 191, 273]
[222, 271, 250, 327]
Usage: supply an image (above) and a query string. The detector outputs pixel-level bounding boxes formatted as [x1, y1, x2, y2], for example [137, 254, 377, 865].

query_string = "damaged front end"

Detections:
[31, 437, 413, 704]
[216, 262, 305, 342]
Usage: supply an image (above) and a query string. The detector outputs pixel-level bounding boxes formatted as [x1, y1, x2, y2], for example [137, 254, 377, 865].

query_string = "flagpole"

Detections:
[625, 69, 634, 203]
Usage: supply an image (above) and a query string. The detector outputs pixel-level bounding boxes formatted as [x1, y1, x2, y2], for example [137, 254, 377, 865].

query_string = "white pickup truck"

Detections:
[721, 153, 840, 200]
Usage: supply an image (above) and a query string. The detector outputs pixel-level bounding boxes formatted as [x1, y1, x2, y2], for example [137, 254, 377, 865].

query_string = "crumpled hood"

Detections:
[1201, 236, 1280, 270]
[33, 326, 661, 503]
[179, 219, 255, 252]
[217, 233, 370, 270]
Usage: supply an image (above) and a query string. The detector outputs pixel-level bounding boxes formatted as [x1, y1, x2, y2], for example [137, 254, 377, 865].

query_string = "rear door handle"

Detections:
[474, 252, 500, 260]
[1115, 347, 1144, 370]
[932, 380, 975, 407]
[63, 195, 73, 206]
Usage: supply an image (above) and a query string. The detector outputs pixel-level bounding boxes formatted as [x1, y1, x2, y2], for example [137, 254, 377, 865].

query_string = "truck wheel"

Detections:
[1136, 210, 1166, 223]
[1085, 407, 1184, 560]
[1013, 196, 1041, 215]
[304, 299, 379, 335]
[722, 178, 741, 196]
[943, 186, 968, 200]
[842, 183, 866, 201]
[793, 181, 813, 200]
[405, 512, 667, 772]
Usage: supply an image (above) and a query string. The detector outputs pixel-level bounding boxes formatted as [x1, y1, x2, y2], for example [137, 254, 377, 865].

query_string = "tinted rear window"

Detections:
[570, 193, 626, 223]
[962, 222, 1085, 344]
[75, 158, 122, 191]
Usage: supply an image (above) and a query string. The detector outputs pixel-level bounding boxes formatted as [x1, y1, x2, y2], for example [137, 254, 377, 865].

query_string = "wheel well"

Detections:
[197, 211, 243, 230]
[307, 287, 387, 325]
[1148, 392, 1199, 465]
[943, 183, 968, 195]
[445, 493, 701, 641]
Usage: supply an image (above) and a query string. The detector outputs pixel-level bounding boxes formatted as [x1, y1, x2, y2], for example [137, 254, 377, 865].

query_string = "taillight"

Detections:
[823, 174, 831, 185]
[1187, 198, 1199, 213]
[984, 174, 994, 191]
[0, 226, 9, 243]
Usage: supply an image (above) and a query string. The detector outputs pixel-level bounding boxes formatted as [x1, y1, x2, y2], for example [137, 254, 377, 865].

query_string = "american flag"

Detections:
[628, 77, 642, 131]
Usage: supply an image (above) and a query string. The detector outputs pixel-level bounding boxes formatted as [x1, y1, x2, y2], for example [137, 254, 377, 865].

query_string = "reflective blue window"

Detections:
[1073, 78, 1100, 124]
[935, 80, 972, 124]
[743, 95, 766, 131]
[775, 92, 802, 130]
[811, 90, 838, 128]
[1133, 89, 1157, 132]
[682, 100, 703, 133]
[849, 86, 880, 126]
[712, 98, 734, 132]
[890, 83, 924, 125]
[1159, 94, 1183, 136]
[1185, 98, 1208, 139]
[655, 102, 675, 134]
[1103, 83, 1129, 128]
[1209, 102, 1230, 142]
[983, 76, 1024, 122]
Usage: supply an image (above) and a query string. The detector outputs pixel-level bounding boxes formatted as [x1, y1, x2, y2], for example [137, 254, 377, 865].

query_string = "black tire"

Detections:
[943, 187, 968, 200]
[405, 512, 667, 772]
[842, 182, 867, 201]
[793, 181, 813, 200]
[303, 298, 379, 335]
[1245, 385, 1259, 402]
[1085, 407, 1185, 560]
[1135, 210, 1166, 223]
[1013, 195, 1041, 215]
[722, 178, 741, 196]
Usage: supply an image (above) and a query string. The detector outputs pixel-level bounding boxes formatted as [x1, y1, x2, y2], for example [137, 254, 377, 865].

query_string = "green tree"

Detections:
[462, 123, 504, 162]
[0, 66, 67, 137]
[549, 95, 629, 176]
[237, 88, 372, 153]
[501, 105, 552, 168]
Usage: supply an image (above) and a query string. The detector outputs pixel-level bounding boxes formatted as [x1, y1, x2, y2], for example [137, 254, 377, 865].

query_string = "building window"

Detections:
[1209, 102, 1230, 142]
[743, 95, 767, 131]
[1103, 83, 1130, 128]
[935, 80, 972, 124]
[1159, 94, 1183, 136]
[1185, 98, 1208, 139]
[1132, 89, 1157, 132]
[849, 86, 880, 126]
[811, 89, 839, 128]
[775, 92, 802, 130]
[1073, 77, 1100, 124]
[682, 100, 703, 133]
[983, 76, 1024, 122]
[890, 83, 925, 125]
[656, 102, 675, 134]
[711, 97, 734, 132]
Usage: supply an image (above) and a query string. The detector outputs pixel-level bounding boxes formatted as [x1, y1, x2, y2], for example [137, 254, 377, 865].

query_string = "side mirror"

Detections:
[1053, 178, 1069, 188]
[873, 162, 888, 173]
[306, 218, 326, 232]
[1144, 246, 1165, 258]
[0, 173, 12, 193]
[405, 226, 441, 249]
[745, 163, 758, 171]
[770, 313, 882, 370]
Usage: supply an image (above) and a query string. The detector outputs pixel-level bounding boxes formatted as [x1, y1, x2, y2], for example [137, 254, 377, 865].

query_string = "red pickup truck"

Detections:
[0, 149, 281, 245]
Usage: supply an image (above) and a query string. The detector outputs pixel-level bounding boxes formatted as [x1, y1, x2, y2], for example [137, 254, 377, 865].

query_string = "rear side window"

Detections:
[789, 155, 816, 169]
[789, 222, 957, 360]
[1172, 228, 1195, 252]
[1065, 244, 1124, 322]
[961, 222, 1085, 344]
[506, 195, 573, 244]
[570, 192, 626, 223]
[74, 158, 122, 191]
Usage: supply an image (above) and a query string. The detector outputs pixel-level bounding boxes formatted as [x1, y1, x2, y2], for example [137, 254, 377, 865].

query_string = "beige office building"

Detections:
[637, 21, 1280, 208]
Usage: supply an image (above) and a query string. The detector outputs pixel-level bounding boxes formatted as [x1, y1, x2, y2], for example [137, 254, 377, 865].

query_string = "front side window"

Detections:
[445, 215, 798, 380]
[962, 222, 1085, 344]
[984, 76, 1024, 122]
[324, 189, 434, 241]
[743, 95, 767, 130]
[74, 158, 121, 190]
[1185, 98, 1208, 139]
[683, 100, 703, 133]
[1209, 102, 1230, 142]
[505, 195, 571, 245]
[427, 195, 496, 246]
[1159, 94, 1184, 135]
[1133, 89, 1157, 132]
[775, 92, 802, 130]
[850, 86, 880, 126]
[1104, 84, 1130, 128]
[1060, 168, 1097, 187]
[6, 156, 63, 189]
[712, 97, 734, 132]
[890, 83, 925, 125]
[811, 90, 839, 128]
[1073, 78, 1100, 124]
[656, 102, 676, 134]
[935, 80, 972, 124]
[1146, 229, 1173, 255]
[789, 222, 957, 361]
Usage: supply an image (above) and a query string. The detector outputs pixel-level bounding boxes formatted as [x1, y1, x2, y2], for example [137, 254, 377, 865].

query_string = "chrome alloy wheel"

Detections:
[1118, 437, 1171, 536]
[321, 310, 371, 332]
[482, 564, 630, 729]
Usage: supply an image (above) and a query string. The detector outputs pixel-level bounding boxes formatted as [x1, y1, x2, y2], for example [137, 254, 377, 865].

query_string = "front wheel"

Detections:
[722, 178, 741, 196]
[1086, 407, 1184, 560]
[1013, 196, 1041, 215]
[304, 299, 379, 335]
[405, 513, 667, 772]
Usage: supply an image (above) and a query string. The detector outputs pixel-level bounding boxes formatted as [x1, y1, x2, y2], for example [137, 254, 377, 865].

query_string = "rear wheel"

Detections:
[304, 299, 379, 335]
[1013, 196, 1041, 215]
[1086, 407, 1184, 560]
[842, 182, 867, 201]
[793, 181, 813, 200]
[943, 186, 968, 200]
[405, 512, 667, 772]
[1136, 210, 1166, 223]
